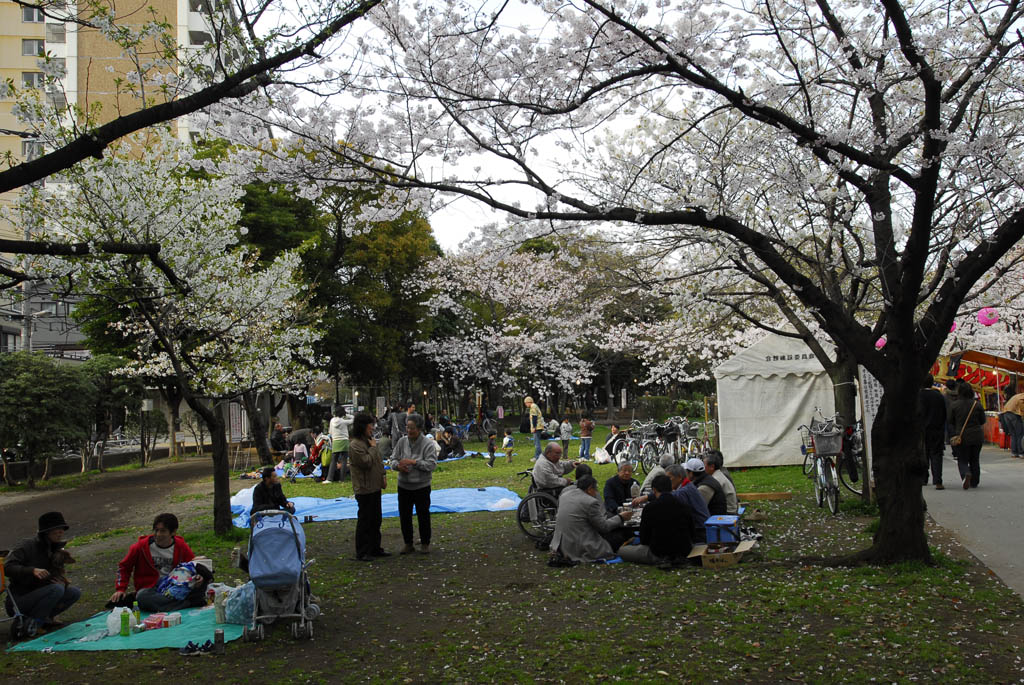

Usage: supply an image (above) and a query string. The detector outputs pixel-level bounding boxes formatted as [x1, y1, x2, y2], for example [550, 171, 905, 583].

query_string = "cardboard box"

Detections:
[687, 540, 757, 569]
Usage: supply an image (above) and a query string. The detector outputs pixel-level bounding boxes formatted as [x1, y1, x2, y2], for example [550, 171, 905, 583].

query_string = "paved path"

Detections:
[924, 444, 1024, 598]
[0, 458, 212, 550]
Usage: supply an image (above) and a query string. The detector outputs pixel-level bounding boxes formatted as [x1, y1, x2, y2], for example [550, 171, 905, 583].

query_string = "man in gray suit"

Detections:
[549, 475, 632, 563]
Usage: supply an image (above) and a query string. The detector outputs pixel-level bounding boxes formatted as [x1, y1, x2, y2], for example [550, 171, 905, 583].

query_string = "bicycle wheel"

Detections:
[802, 451, 814, 477]
[814, 460, 824, 507]
[640, 443, 658, 474]
[516, 492, 559, 542]
[825, 461, 840, 514]
[686, 439, 700, 456]
[613, 440, 630, 464]
[838, 449, 864, 496]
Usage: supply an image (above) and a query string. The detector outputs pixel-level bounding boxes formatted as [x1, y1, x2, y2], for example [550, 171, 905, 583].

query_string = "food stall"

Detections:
[932, 350, 1024, 446]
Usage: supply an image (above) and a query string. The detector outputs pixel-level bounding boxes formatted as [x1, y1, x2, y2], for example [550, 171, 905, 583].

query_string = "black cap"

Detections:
[38, 511, 69, 534]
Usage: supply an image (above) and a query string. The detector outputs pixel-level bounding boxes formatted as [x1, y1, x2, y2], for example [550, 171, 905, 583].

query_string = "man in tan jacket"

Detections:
[1001, 391, 1024, 458]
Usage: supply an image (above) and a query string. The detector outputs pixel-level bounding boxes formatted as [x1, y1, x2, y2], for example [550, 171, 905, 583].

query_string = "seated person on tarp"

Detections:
[109, 513, 209, 612]
[703, 450, 738, 515]
[270, 423, 289, 453]
[438, 428, 466, 460]
[618, 475, 693, 565]
[550, 475, 632, 563]
[532, 442, 578, 497]
[632, 464, 711, 543]
[4, 511, 81, 631]
[251, 466, 297, 515]
[685, 458, 728, 516]
[640, 453, 674, 495]
[603, 461, 640, 515]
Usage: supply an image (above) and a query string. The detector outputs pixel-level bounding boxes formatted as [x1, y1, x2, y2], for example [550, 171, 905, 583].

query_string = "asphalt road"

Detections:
[924, 444, 1024, 598]
[0, 458, 213, 551]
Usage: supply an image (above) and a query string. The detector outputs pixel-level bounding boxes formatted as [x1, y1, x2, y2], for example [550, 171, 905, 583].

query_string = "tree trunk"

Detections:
[187, 395, 232, 534]
[42, 456, 52, 481]
[849, 383, 931, 564]
[604, 364, 616, 421]
[242, 390, 274, 466]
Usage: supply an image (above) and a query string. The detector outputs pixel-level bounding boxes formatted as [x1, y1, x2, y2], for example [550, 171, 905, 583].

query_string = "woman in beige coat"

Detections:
[349, 412, 388, 561]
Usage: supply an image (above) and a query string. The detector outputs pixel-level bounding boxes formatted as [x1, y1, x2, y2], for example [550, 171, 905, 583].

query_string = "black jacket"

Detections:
[251, 481, 290, 514]
[603, 475, 639, 515]
[949, 396, 986, 446]
[638, 492, 693, 559]
[691, 471, 728, 516]
[4, 535, 65, 595]
[918, 388, 948, 433]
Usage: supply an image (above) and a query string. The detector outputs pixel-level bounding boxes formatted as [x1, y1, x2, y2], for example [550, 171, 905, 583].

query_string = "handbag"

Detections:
[950, 400, 977, 447]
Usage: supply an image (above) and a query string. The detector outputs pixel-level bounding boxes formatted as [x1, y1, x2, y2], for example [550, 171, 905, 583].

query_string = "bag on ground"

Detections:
[224, 581, 255, 625]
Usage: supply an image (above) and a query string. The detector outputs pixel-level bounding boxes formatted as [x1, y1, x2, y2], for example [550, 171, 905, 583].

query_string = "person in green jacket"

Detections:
[349, 412, 389, 561]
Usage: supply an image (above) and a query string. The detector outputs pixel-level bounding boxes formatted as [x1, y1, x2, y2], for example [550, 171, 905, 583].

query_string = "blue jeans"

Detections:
[1003, 412, 1024, 455]
[580, 437, 592, 460]
[533, 431, 542, 459]
[11, 583, 81, 622]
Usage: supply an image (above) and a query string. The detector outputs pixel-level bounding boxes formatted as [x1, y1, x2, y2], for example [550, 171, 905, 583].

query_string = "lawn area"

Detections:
[3, 431, 1023, 684]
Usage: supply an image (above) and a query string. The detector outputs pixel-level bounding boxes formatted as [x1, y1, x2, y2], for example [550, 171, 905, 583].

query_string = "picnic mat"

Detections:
[7, 606, 243, 652]
[231, 486, 522, 528]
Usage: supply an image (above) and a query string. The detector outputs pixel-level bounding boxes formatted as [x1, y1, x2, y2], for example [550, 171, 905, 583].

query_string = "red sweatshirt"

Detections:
[114, 534, 195, 593]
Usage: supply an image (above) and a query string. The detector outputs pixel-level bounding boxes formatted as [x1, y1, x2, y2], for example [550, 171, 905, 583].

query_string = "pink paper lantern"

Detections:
[977, 307, 999, 326]
[875, 337, 886, 349]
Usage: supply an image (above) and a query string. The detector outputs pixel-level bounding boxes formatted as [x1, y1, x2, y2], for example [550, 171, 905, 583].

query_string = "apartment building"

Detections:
[0, 0, 214, 353]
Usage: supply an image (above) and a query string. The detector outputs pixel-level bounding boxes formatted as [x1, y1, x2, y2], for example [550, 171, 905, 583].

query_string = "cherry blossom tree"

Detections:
[17, 131, 321, 533]
[253, 0, 1024, 563]
[414, 242, 612, 404]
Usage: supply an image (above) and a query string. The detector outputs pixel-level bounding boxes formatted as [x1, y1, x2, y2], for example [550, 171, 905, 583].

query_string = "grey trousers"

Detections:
[618, 543, 664, 565]
[136, 586, 189, 612]
[326, 450, 349, 482]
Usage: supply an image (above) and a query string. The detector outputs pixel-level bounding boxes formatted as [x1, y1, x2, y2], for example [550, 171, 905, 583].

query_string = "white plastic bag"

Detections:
[593, 447, 612, 464]
[106, 606, 133, 636]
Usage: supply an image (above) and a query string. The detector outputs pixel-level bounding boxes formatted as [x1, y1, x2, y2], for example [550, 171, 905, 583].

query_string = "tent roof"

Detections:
[713, 332, 829, 379]
[947, 350, 1024, 376]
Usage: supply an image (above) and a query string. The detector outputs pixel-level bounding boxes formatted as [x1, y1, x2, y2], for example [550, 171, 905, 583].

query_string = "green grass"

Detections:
[0, 462, 143, 493]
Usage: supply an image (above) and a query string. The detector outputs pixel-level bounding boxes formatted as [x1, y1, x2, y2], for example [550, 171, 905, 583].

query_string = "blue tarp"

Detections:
[231, 486, 522, 528]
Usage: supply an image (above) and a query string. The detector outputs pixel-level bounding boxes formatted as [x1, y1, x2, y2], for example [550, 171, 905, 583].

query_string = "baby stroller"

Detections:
[1, 549, 31, 640]
[242, 510, 319, 641]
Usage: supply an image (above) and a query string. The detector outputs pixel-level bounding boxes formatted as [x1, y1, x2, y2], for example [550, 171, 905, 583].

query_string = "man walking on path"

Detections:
[920, 374, 949, 489]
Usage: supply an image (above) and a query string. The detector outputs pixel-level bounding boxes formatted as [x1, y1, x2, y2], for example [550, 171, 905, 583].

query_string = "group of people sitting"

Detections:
[4, 511, 212, 634]
[531, 441, 739, 566]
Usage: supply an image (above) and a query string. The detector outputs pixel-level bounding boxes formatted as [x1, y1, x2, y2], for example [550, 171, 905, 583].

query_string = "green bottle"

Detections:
[119, 610, 130, 637]
[132, 601, 140, 625]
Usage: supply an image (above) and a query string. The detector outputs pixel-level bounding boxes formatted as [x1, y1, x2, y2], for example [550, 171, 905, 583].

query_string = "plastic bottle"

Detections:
[132, 601, 140, 626]
[630, 482, 640, 499]
[119, 610, 130, 637]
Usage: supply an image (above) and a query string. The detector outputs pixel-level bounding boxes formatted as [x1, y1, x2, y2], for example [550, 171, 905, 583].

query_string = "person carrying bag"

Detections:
[948, 384, 985, 489]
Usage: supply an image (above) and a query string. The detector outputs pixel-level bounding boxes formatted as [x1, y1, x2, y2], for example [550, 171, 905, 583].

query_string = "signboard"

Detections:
[857, 366, 883, 486]
[140, 399, 154, 411]
[497, 405, 504, 419]
[376, 396, 386, 418]
[620, 388, 627, 410]
[229, 402, 243, 443]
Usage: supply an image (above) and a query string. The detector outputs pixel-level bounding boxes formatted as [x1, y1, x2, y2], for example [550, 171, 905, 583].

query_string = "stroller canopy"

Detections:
[248, 512, 306, 588]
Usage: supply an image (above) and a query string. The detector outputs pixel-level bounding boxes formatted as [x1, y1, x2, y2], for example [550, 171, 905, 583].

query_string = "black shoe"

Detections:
[371, 549, 391, 557]
[353, 555, 374, 562]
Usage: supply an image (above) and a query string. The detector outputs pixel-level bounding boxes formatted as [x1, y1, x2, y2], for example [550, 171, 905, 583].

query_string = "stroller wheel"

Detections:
[290, 622, 300, 640]
[257, 623, 265, 641]
[305, 622, 314, 640]
[305, 603, 320, 621]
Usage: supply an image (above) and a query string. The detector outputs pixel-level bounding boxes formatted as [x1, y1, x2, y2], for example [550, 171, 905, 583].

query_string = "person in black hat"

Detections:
[3, 511, 81, 631]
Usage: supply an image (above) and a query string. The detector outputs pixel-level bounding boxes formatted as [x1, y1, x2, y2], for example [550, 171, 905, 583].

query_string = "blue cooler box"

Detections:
[705, 514, 740, 543]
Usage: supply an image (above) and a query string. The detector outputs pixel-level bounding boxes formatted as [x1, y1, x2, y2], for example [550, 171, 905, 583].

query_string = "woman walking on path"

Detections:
[349, 412, 389, 561]
[389, 414, 437, 554]
[949, 382, 986, 489]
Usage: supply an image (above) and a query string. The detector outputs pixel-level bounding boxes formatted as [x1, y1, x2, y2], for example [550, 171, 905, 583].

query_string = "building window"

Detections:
[188, 31, 212, 46]
[22, 140, 44, 160]
[22, 39, 45, 57]
[1, 331, 20, 353]
[22, 72, 45, 88]
[46, 23, 66, 44]
[23, 7, 45, 22]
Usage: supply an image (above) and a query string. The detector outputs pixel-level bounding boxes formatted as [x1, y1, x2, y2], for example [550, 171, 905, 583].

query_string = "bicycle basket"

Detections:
[811, 430, 843, 456]
[799, 428, 815, 454]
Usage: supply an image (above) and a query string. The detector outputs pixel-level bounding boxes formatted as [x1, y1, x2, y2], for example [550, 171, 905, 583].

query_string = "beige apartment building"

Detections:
[0, 0, 214, 351]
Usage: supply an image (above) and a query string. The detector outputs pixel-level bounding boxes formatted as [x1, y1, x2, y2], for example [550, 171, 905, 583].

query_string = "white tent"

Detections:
[713, 333, 835, 467]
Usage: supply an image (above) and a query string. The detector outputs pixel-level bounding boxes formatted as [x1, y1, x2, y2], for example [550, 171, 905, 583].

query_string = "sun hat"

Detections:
[38, 511, 69, 534]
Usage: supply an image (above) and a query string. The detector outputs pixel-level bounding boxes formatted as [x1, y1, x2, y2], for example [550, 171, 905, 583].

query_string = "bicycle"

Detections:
[514, 470, 559, 543]
[800, 410, 864, 496]
[799, 419, 843, 514]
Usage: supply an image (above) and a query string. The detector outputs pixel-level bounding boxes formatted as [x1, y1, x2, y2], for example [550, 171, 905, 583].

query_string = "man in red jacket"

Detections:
[109, 513, 195, 611]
